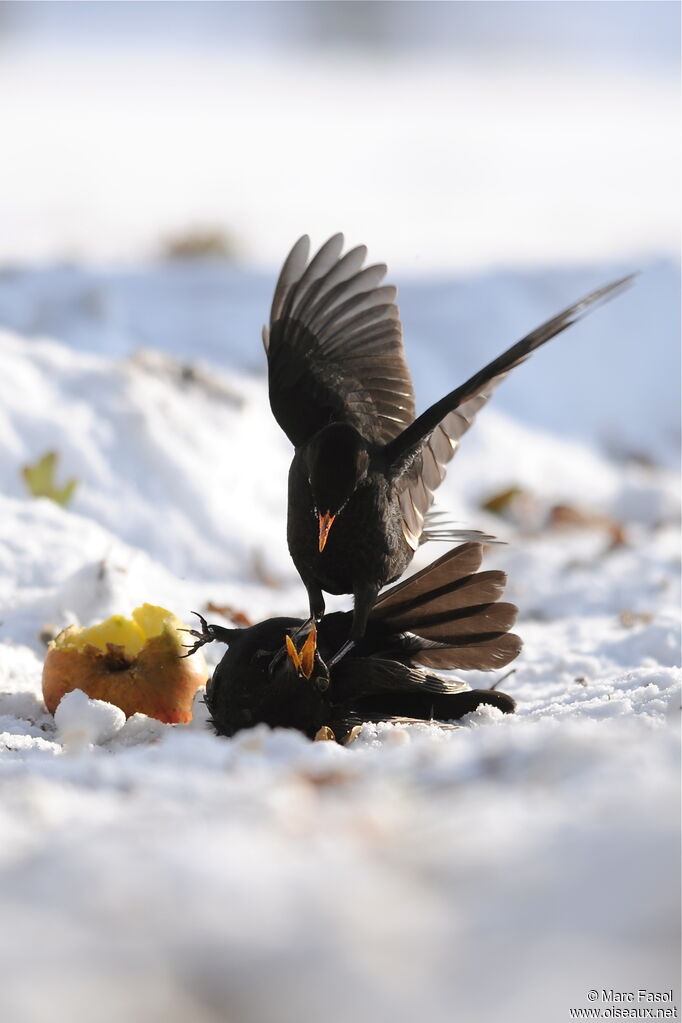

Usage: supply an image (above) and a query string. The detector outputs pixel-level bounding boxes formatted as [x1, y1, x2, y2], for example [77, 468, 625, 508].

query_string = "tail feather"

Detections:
[412, 632, 522, 671]
[376, 569, 508, 625]
[366, 541, 522, 673]
[372, 542, 484, 625]
[408, 601, 518, 642]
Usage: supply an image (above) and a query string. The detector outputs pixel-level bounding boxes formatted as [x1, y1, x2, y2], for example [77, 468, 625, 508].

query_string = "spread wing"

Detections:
[389, 274, 635, 550]
[397, 384, 507, 550]
[263, 234, 416, 447]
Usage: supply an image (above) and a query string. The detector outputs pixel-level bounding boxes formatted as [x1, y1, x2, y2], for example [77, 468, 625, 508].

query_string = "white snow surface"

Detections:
[0, 261, 679, 1022]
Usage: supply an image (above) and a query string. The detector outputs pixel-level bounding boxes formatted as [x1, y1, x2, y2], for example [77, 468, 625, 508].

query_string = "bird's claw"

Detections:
[179, 611, 217, 657]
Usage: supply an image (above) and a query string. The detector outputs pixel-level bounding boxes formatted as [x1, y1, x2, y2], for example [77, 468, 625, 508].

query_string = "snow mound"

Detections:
[54, 689, 126, 751]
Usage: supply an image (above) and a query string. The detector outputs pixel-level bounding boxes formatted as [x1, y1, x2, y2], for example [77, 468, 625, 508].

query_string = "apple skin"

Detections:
[42, 630, 207, 725]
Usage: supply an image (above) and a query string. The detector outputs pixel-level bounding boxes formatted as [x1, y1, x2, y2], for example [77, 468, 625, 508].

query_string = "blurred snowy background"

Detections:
[0, 0, 679, 269]
[0, 3, 680, 1023]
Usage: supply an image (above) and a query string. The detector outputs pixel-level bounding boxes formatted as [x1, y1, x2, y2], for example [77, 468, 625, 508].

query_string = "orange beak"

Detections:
[318, 511, 335, 552]
[284, 626, 317, 679]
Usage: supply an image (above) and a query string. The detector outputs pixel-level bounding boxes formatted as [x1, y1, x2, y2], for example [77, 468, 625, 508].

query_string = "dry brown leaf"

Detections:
[548, 504, 628, 548]
[619, 610, 653, 629]
[480, 486, 526, 517]
[161, 227, 238, 261]
[205, 602, 253, 627]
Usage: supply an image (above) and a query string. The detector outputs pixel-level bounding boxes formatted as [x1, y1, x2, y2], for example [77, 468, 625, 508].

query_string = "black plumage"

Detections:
[187, 542, 520, 743]
[264, 233, 633, 654]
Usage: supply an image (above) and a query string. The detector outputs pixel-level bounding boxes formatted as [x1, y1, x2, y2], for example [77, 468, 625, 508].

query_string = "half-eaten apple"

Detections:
[42, 604, 207, 724]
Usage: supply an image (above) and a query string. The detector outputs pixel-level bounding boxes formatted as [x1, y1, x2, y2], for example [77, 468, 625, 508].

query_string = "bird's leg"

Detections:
[180, 612, 234, 657]
[329, 583, 379, 667]
[285, 616, 317, 646]
[286, 583, 326, 645]
[309, 583, 326, 622]
[328, 639, 354, 668]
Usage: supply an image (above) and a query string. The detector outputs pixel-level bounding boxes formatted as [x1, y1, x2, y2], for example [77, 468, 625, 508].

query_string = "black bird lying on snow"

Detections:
[184, 542, 520, 744]
[264, 233, 633, 662]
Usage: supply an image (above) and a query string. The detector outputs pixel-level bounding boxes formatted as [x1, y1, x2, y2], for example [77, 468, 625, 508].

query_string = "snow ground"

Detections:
[0, 260, 679, 1022]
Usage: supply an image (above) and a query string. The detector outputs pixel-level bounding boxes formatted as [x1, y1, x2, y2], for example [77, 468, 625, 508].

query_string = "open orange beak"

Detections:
[284, 626, 317, 679]
[318, 511, 335, 552]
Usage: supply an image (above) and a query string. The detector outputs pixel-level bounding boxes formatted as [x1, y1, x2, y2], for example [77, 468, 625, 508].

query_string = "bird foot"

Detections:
[179, 612, 220, 657]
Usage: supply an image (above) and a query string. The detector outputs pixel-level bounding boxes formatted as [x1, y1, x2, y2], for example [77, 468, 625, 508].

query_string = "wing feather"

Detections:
[397, 387, 501, 551]
[265, 235, 415, 447]
[391, 274, 634, 549]
[270, 235, 311, 324]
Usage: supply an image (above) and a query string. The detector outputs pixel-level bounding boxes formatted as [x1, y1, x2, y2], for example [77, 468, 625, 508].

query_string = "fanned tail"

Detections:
[368, 542, 522, 671]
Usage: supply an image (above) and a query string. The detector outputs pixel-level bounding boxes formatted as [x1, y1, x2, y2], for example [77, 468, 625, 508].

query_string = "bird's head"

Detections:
[205, 623, 331, 739]
[305, 423, 369, 552]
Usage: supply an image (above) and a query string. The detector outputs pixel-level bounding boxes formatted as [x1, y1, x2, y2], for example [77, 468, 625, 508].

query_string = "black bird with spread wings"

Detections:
[186, 542, 520, 743]
[264, 233, 632, 661]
